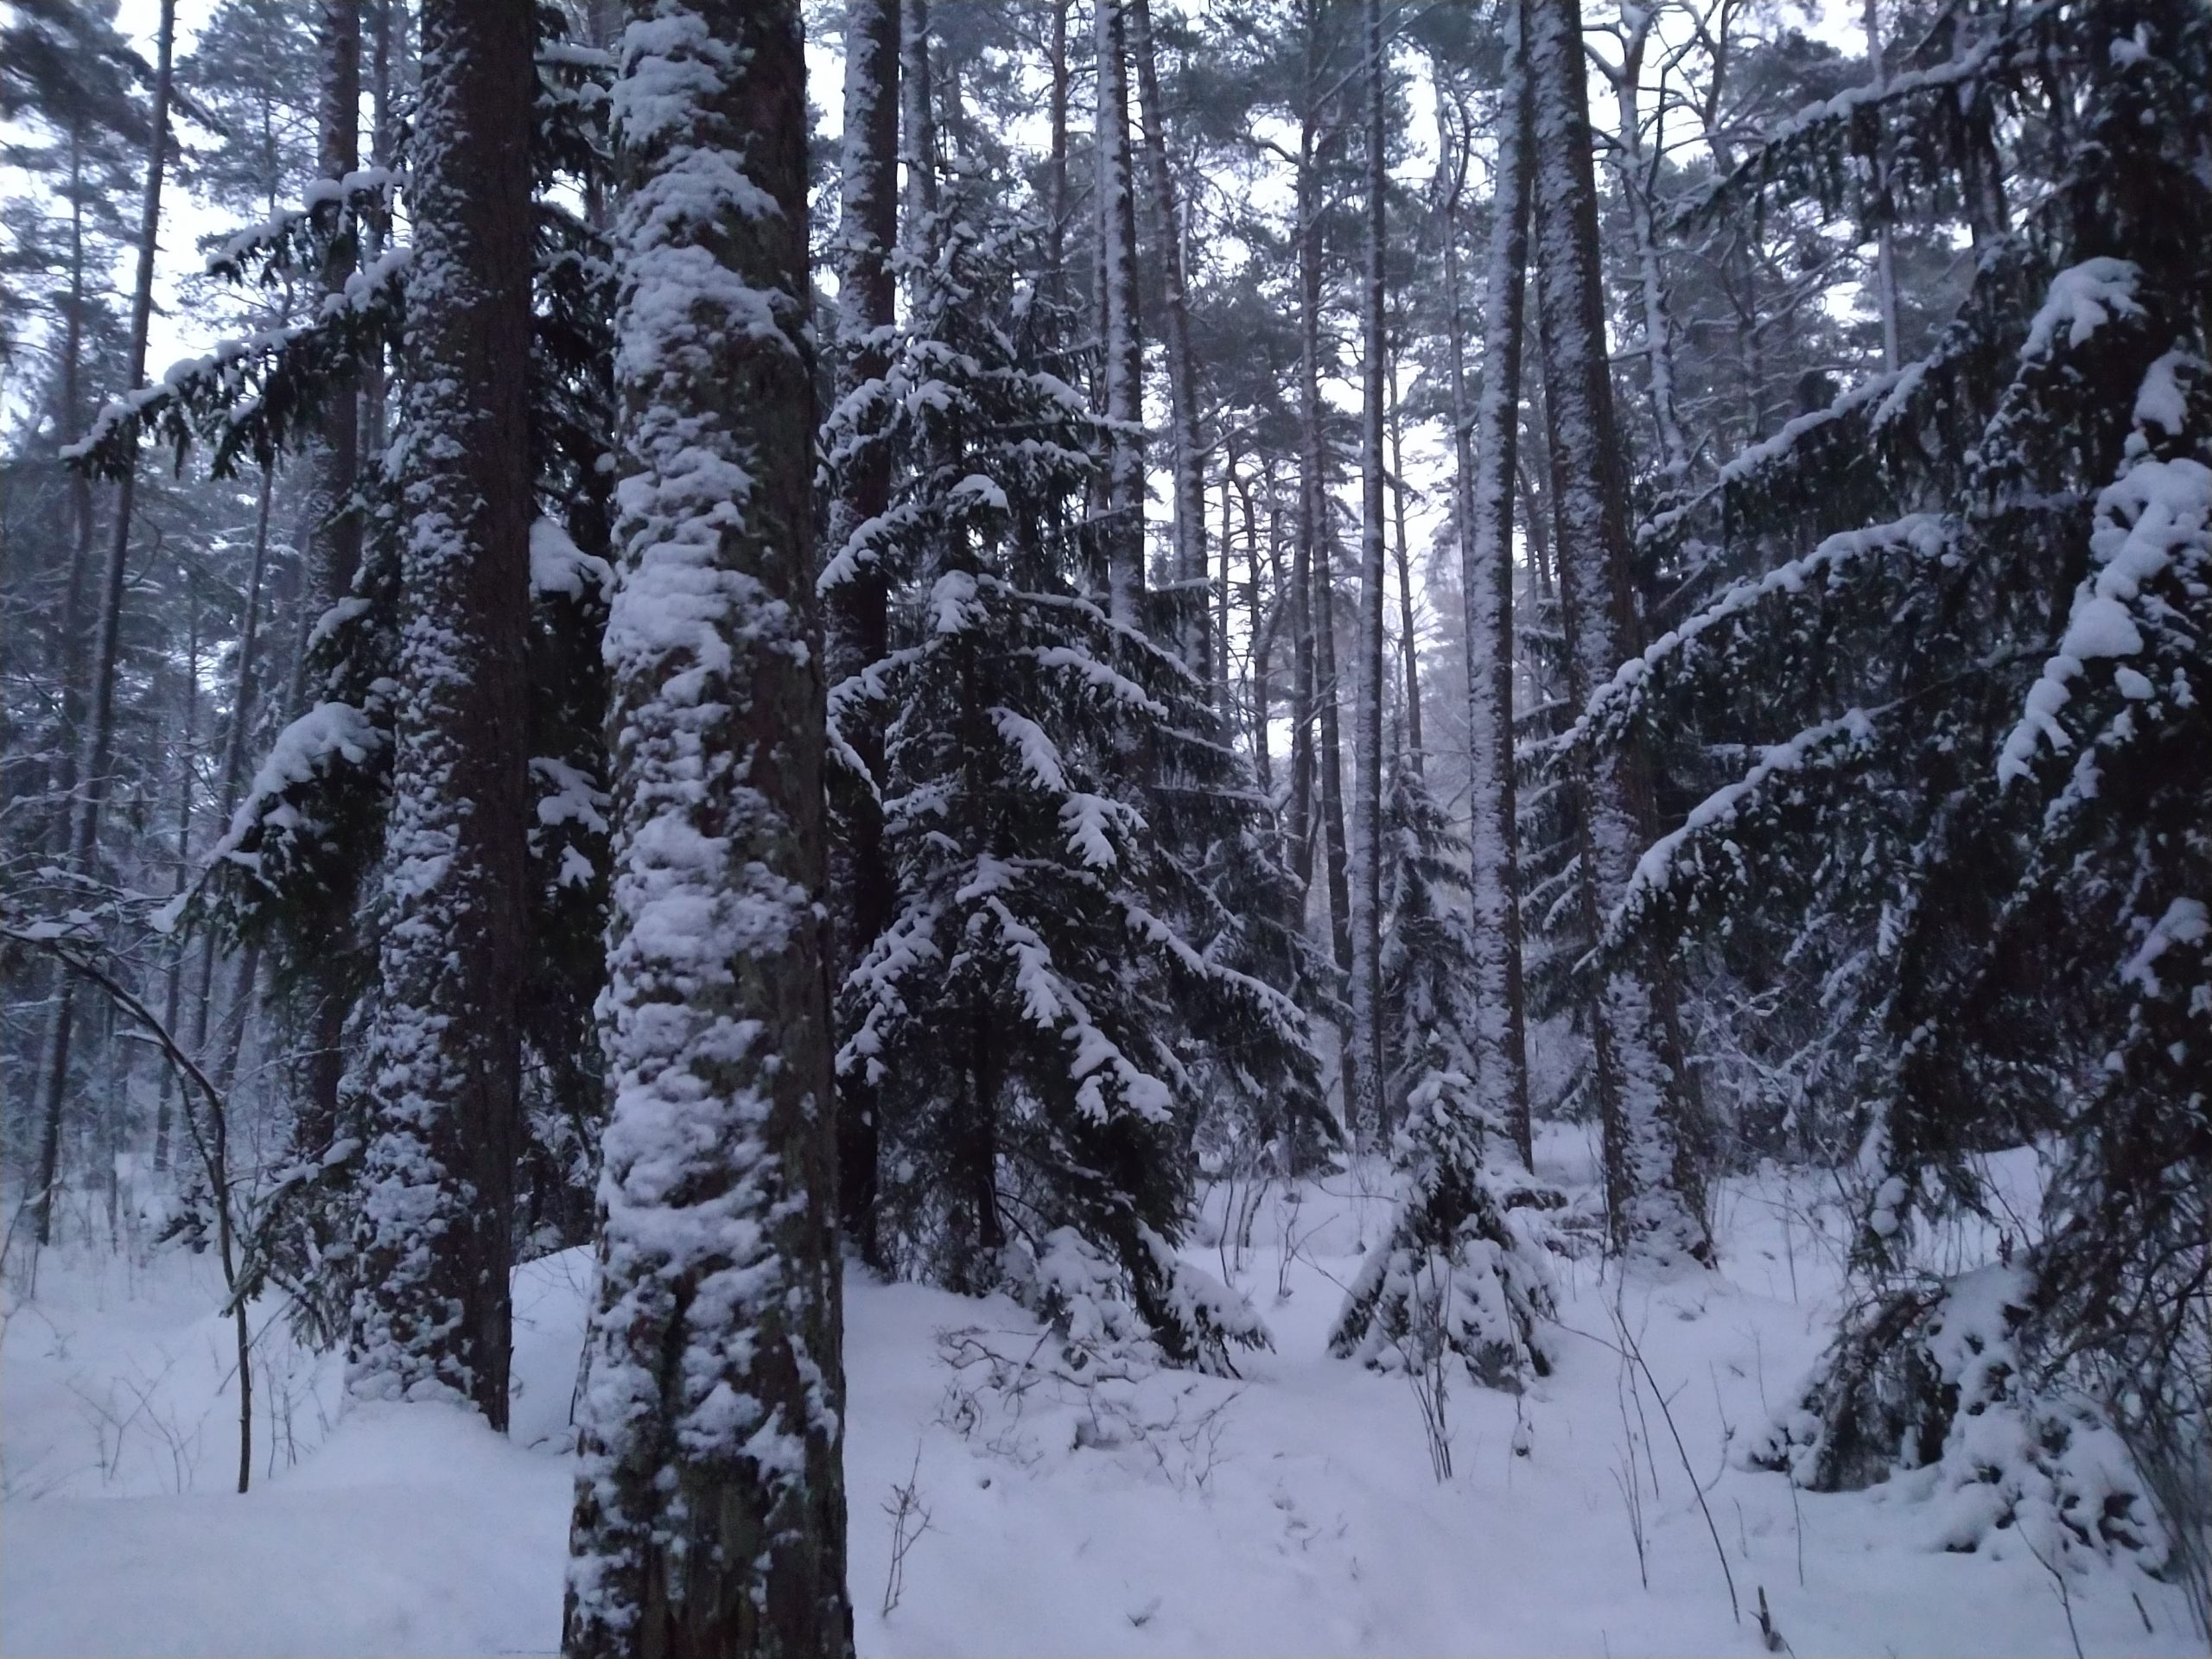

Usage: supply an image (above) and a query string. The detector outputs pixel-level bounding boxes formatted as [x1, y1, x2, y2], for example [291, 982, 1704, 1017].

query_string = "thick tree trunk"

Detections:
[1444, 43, 1535, 1167]
[1527, 0, 1708, 1265]
[564, 5, 853, 1654]
[826, 0, 901, 1271]
[349, 0, 534, 1424]
[32, 0, 177, 1249]
[1348, 0, 1387, 1143]
[1096, 0, 1147, 630]
[1128, 0, 1207, 677]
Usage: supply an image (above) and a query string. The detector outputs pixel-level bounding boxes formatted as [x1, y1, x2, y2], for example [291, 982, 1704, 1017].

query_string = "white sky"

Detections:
[15, 0, 1867, 741]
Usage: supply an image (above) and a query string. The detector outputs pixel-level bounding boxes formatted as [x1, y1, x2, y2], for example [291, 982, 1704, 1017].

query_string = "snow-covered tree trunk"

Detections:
[1298, 4, 1352, 1008]
[1388, 359, 1422, 772]
[29, 0, 176, 1249]
[1527, 0, 1708, 1265]
[1128, 0, 1207, 678]
[312, 0, 364, 607]
[348, 0, 534, 1422]
[564, 5, 853, 1655]
[1287, 100, 1319, 896]
[1249, 475, 1274, 796]
[1445, 36, 1535, 1166]
[1096, 0, 1147, 631]
[824, 0, 900, 1270]
[900, 0, 936, 226]
[1348, 0, 1388, 1143]
[1594, 9, 1688, 480]
[1046, 0, 1070, 305]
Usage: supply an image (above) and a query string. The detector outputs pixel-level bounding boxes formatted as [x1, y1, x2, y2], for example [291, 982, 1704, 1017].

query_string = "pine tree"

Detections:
[1527, 0, 1709, 1268]
[346, 0, 533, 1426]
[564, 3, 854, 1654]
[1441, 10, 1536, 1167]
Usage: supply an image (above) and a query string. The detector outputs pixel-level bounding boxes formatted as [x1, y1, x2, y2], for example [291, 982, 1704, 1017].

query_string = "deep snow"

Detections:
[2, 1134, 2196, 1657]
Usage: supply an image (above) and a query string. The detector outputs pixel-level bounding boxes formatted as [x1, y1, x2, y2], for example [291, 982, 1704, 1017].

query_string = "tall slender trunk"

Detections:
[153, 589, 200, 1173]
[826, 0, 901, 1270]
[1288, 105, 1319, 896]
[1217, 456, 1235, 717]
[350, 0, 534, 1424]
[1128, 0, 1206, 677]
[1528, 0, 1707, 1264]
[564, 4, 852, 1651]
[191, 469, 278, 1110]
[1046, 0, 1069, 309]
[1096, 0, 1147, 630]
[32, 0, 178, 1249]
[1445, 42, 1535, 1166]
[1386, 354, 1421, 772]
[1348, 0, 1388, 1142]
[1297, 3, 1351, 1013]
[1599, 14, 1688, 479]
[900, 0, 937, 226]
[314, 1, 364, 610]
[1247, 474, 1274, 796]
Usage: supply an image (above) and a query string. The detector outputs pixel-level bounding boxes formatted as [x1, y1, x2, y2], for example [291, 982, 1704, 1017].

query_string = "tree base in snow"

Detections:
[1328, 1169, 1558, 1391]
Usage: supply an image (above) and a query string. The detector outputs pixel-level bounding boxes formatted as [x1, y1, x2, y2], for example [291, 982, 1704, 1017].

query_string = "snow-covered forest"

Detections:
[1, 0, 2207, 1654]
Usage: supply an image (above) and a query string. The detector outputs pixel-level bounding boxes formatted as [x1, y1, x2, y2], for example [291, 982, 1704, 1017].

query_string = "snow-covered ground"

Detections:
[3, 1134, 2196, 1657]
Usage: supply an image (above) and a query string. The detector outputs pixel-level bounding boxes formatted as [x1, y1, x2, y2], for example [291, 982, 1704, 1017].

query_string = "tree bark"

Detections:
[1440, 45, 1535, 1167]
[1096, 0, 1147, 630]
[1528, 0, 1708, 1263]
[826, 0, 901, 1271]
[1128, 0, 1207, 677]
[1387, 353, 1421, 772]
[564, 5, 853, 1653]
[349, 0, 534, 1424]
[1348, 0, 1388, 1143]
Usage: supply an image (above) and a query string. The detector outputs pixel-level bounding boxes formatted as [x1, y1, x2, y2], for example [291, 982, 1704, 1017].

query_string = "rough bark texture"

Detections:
[1128, 0, 1207, 678]
[825, 0, 901, 1271]
[1446, 39, 1535, 1167]
[1348, 0, 1389, 1144]
[314, 0, 364, 603]
[348, 0, 534, 1423]
[1096, 0, 1147, 630]
[1527, 0, 1708, 1266]
[564, 4, 853, 1656]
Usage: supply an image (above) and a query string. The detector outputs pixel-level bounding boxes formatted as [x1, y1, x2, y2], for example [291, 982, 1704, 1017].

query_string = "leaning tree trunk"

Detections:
[563, 3, 854, 1655]
[1096, 0, 1147, 631]
[1527, 0, 1708, 1266]
[824, 0, 900, 1271]
[1128, 0, 1208, 679]
[1348, 0, 1388, 1145]
[348, 0, 534, 1425]
[1445, 39, 1536, 1168]
[31, 0, 177, 1249]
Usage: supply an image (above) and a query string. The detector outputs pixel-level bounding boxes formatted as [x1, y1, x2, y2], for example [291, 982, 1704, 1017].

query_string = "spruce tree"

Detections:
[1331, 760, 1555, 1389]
